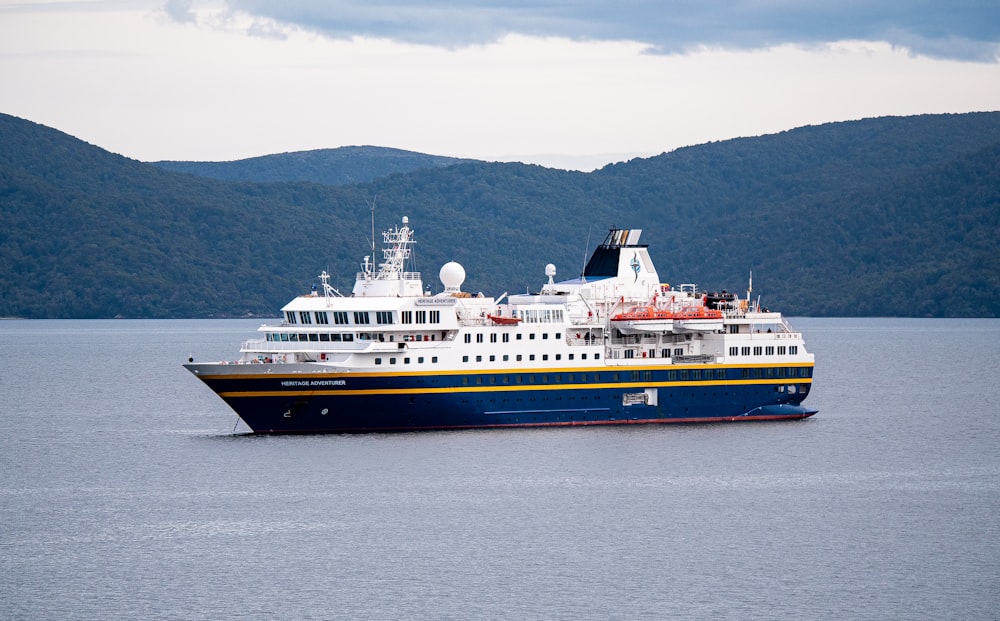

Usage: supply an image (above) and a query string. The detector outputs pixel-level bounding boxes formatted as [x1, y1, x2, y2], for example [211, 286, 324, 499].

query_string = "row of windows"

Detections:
[516, 308, 565, 324]
[462, 352, 602, 363]
[272, 327, 576, 345]
[374, 356, 439, 365]
[729, 345, 799, 356]
[266, 332, 440, 343]
[464, 332, 562, 344]
[741, 367, 811, 378]
[400, 310, 441, 324]
[286, 310, 441, 326]
[623, 348, 686, 359]
[463, 373, 602, 385]
[454, 367, 810, 385]
[267, 332, 355, 342]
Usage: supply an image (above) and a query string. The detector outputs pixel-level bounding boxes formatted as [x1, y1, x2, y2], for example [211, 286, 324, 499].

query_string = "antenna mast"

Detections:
[366, 196, 377, 257]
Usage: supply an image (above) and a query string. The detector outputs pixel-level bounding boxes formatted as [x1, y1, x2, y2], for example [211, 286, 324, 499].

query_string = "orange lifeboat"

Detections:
[487, 314, 522, 325]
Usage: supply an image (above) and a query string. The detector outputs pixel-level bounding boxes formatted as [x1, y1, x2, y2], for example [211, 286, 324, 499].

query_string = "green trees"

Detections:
[1, 112, 998, 318]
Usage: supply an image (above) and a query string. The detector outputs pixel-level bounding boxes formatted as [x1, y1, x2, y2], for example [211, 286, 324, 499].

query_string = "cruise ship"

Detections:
[185, 217, 816, 433]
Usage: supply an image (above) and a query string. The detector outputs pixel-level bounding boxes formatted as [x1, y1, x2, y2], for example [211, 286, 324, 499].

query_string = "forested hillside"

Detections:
[1, 112, 998, 318]
[151, 146, 472, 185]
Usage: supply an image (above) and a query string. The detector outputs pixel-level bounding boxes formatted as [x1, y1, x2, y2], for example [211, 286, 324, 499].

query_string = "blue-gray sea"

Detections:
[1, 318, 998, 620]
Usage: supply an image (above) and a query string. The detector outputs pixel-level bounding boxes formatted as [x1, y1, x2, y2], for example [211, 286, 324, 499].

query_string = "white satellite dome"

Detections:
[439, 261, 466, 292]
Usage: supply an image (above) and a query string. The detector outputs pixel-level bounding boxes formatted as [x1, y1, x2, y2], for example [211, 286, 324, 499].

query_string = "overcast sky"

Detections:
[2, 0, 999, 170]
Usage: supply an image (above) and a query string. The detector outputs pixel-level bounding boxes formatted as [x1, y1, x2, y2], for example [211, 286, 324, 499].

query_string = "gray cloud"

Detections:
[163, 0, 196, 23]
[191, 0, 1000, 61]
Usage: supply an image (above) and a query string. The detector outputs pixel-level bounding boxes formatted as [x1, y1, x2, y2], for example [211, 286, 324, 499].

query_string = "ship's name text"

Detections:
[280, 379, 347, 387]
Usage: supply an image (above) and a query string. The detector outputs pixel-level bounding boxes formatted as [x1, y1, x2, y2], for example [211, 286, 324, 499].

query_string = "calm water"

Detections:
[1, 318, 998, 620]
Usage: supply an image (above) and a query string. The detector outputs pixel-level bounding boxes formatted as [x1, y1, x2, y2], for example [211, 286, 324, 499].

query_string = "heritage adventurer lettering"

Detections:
[280, 380, 347, 387]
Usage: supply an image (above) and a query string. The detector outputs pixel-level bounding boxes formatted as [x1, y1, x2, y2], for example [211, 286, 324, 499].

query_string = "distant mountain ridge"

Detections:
[1, 111, 998, 318]
[152, 146, 474, 185]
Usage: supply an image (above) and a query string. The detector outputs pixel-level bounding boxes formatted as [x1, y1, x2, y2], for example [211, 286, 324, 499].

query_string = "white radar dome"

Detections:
[439, 261, 466, 291]
[545, 264, 557, 277]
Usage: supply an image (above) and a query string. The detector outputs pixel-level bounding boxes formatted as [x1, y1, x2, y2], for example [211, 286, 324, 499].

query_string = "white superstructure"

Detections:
[232, 218, 812, 374]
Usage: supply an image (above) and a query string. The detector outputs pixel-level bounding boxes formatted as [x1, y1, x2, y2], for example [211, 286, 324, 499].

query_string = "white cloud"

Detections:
[0, 2, 998, 170]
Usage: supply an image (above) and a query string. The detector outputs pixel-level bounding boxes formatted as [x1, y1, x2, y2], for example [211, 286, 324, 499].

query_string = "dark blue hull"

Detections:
[189, 363, 816, 433]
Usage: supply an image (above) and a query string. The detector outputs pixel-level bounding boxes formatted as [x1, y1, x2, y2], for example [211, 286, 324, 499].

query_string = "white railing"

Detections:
[242, 339, 369, 353]
[355, 271, 422, 281]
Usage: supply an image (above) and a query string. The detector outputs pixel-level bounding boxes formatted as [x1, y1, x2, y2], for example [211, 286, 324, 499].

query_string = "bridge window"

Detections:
[354, 312, 370, 325]
[315, 312, 329, 324]
[332, 311, 348, 325]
